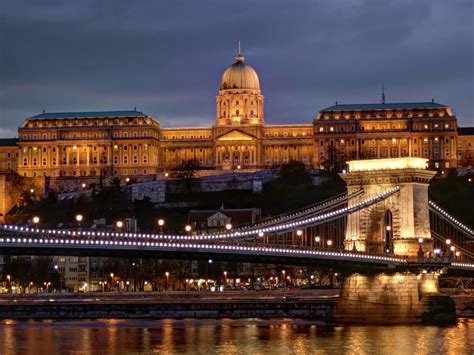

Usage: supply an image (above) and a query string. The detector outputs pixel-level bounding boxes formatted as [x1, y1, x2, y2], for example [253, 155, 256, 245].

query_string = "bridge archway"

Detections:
[341, 158, 436, 257]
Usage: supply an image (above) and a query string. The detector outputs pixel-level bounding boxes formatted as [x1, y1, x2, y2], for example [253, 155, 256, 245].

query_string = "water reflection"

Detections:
[0, 318, 472, 354]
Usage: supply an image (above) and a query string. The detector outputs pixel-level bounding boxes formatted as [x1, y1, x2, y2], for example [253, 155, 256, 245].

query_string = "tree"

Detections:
[322, 145, 347, 173]
[277, 160, 312, 186]
[2, 257, 33, 292]
[172, 159, 201, 194]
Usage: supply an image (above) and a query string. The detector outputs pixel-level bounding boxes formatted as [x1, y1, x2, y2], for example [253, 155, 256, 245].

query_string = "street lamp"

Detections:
[225, 223, 232, 230]
[315, 236, 321, 247]
[351, 235, 357, 251]
[223, 271, 228, 286]
[296, 230, 303, 236]
[165, 272, 170, 291]
[76, 214, 83, 228]
[185, 225, 192, 233]
[327, 240, 333, 248]
[6, 275, 11, 293]
[32, 216, 40, 227]
[81, 183, 86, 189]
[30, 188, 35, 194]
[116, 220, 123, 229]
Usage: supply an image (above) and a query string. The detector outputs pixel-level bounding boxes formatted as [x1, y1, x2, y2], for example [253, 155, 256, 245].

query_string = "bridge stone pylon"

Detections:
[340, 158, 437, 257]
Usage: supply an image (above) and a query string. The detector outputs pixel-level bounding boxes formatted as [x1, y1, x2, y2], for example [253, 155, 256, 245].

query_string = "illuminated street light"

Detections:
[315, 236, 321, 243]
[351, 235, 357, 251]
[158, 219, 165, 227]
[446, 239, 451, 245]
[225, 223, 232, 230]
[32, 216, 40, 227]
[386, 225, 391, 231]
[81, 183, 86, 188]
[165, 271, 170, 291]
[164, 172, 169, 177]
[327, 240, 333, 247]
[125, 177, 130, 183]
[116, 221, 123, 229]
[418, 237, 424, 244]
[296, 230, 303, 236]
[30, 188, 35, 194]
[76, 214, 83, 228]
[185, 225, 192, 232]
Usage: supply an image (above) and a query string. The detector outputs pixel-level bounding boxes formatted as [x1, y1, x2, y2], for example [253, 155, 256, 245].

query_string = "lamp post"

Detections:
[327, 240, 333, 248]
[32, 216, 40, 228]
[165, 272, 170, 291]
[225, 223, 232, 231]
[351, 235, 357, 251]
[116, 220, 123, 231]
[6, 275, 11, 293]
[158, 218, 165, 234]
[223, 271, 228, 286]
[76, 214, 83, 228]
[418, 237, 424, 257]
[54, 264, 63, 292]
[185, 225, 192, 233]
[315, 236, 321, 248]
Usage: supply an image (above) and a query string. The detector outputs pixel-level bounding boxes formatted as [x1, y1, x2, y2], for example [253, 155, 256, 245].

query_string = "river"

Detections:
[0, 318, 472, 354]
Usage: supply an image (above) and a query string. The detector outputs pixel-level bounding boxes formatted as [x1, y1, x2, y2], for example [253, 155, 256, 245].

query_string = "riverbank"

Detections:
[0, 289, 471, 321]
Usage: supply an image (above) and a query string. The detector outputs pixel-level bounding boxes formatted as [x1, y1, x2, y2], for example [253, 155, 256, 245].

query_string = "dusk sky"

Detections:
[1, 0, 473, 137]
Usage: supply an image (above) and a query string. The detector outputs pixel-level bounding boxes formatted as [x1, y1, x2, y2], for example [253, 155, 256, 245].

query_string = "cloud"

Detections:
[0, 0, 472, 137]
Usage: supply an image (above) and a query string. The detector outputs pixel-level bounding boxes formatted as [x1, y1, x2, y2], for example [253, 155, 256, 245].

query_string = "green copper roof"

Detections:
[0, 138, 18, 147]
[322, 102, 448, 111]
[29, 110, 147, 119]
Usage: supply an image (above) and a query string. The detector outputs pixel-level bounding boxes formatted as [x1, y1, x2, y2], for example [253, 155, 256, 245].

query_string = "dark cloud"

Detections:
[0, 0, 472, 137]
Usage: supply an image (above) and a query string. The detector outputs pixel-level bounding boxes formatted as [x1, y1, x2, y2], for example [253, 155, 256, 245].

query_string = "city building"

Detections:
[0, 50, 472, 190]
[188, 208, 261, 232]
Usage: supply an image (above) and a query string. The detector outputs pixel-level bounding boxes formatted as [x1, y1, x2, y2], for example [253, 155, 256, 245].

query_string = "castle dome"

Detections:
[219, 53, 260, 91]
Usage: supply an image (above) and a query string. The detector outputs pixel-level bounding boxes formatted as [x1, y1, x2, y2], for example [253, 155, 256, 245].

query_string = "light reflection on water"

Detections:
[0, 318, 472, 354]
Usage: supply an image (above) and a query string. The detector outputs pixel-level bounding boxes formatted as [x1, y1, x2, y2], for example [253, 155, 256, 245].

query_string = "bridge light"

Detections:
[32, 216, 40, 225]
[296, 230, 303, 236]
[450, 246, 455, 252]
[315, 236, 321, 243]
[455, 251, 461, 257]
[158, 219, 165, 227]
[225, 223, 232, 230]
[445, 239, 451, 245]
[418, 237, 424, 244]
[327, 240, 333, 247]
[258, 232, 264, 237]
[76, 214, 83, 223]
[116, 221, 123, 229]
[434, 248, 441, 254]
[185, 225, 192, 232]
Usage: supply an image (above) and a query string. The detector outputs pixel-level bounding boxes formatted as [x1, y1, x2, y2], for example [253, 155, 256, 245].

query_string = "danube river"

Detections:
[0, 318, 472, 354]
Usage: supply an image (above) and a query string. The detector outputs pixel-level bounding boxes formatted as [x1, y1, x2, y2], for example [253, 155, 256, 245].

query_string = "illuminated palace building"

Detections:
[1, 50, 474, 180]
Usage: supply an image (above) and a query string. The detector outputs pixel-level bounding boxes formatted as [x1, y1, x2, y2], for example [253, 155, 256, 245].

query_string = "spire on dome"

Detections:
[235, 40, 245, 62]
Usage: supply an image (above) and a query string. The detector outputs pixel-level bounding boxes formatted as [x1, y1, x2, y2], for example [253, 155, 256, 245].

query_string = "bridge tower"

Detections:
[340, 157, 437, 257]
[336, 158, 457, 324]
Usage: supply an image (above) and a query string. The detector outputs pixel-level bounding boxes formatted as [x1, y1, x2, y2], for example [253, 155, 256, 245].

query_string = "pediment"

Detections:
[217, 130, 255, 141]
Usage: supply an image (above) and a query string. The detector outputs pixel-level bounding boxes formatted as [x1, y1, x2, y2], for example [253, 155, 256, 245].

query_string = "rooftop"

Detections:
[321, 102, 448, 111]
[0, 138, 18, 147]
[458, 127, 474, 136]
[29, 110, 148, 119]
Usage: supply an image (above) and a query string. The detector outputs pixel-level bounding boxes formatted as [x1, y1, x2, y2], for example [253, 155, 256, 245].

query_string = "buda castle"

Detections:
[0, 50, 473, 182]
